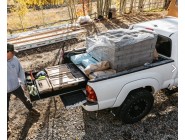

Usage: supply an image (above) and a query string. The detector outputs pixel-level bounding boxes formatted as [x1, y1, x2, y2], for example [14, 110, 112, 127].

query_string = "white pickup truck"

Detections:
[28, 17, 178, 124]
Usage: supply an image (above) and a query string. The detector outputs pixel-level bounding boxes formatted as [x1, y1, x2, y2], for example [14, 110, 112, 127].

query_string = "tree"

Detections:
[75, 0, 91, 17]
[26, 0, 65, 6]
[10, 0, 65, 30]
[97, 0, 111, 17]
[11, 0, 28, 30]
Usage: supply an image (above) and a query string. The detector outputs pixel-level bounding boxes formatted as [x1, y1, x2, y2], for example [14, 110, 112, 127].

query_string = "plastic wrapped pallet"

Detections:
[86, 29, 158, 72]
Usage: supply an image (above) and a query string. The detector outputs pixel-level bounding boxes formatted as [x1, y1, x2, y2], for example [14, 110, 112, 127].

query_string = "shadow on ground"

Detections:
[18, 113, 40, 140]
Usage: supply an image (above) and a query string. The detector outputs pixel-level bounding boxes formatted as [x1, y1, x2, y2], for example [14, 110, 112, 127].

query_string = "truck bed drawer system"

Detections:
[27, 63, 88, 108]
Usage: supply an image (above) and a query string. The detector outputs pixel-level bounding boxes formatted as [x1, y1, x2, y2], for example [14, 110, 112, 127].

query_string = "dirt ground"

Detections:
[8, 12, 178, 140]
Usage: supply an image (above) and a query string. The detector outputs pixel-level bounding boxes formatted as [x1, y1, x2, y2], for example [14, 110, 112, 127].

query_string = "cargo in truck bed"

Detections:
[86, 29, 157, 72]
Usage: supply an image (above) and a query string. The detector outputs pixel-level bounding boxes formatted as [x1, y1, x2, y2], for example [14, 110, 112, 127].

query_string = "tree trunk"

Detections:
[103, 0, 107, 17]
[19, 14, 24, 31]
[41, 7, 45, 26]
[69, 0, 74, 23]
[138, 0, 144, 12]
[129, 0, 134, 13]
[100, 0, 103, 16]
[97, 0, 100, 16]
[122, 0, 127, 14]
[82, 0, 86, 16]
[149, 0, 151, 10]
[67, 0, 72, 23]
[164, 0, 171, 9]
[72, 0, 77, 19]
[90, 0, 93, 16]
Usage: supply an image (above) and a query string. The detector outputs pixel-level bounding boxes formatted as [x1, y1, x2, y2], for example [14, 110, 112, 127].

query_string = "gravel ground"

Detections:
[8, 92, 178, 140]
[8, 12, 178, 140]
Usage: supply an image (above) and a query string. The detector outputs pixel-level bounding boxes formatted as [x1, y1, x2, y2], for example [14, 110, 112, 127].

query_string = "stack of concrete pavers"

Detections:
[86, 29, 157, 72]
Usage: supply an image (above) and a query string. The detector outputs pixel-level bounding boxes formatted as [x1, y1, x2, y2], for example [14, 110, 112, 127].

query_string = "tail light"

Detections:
[86, 85, 97, 102]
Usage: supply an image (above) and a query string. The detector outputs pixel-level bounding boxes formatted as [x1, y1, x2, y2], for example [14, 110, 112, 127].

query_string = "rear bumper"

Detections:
[82, 102, 99, 111]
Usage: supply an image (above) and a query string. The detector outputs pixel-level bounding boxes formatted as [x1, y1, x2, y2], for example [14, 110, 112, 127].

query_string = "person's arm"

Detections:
[17, 58, 26, 90]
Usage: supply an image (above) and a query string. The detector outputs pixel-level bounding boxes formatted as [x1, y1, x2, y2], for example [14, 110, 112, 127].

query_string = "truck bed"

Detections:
[27, 49, 173, 109]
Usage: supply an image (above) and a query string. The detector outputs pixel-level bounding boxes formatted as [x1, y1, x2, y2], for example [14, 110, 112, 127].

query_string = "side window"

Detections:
[155, 35, 172, 57]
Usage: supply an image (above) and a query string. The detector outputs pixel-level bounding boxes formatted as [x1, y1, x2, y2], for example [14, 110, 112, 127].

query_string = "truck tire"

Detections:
[118, 89, 154, 124]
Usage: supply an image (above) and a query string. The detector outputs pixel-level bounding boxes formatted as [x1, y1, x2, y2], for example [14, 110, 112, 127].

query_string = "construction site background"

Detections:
[7, 0, 171, 34]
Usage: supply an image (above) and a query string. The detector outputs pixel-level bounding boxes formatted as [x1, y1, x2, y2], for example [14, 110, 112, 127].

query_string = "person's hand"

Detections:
[22, 85, 28, 92]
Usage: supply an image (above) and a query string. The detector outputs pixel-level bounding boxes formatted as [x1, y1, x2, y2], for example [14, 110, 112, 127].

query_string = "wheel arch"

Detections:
[112, 78, 160, 107]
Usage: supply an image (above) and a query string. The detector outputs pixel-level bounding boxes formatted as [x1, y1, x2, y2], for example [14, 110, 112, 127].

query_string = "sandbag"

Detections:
[89, 69, 116, 79]
[84, 61, 110, 75]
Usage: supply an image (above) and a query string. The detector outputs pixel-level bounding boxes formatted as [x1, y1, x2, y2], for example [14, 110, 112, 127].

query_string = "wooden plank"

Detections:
[8, 27, 81, 43]
[8, 29, 86, 52]
[14, 29, 84, 46]
[7, 23, 80, 40]
[8, 28, 83, 44]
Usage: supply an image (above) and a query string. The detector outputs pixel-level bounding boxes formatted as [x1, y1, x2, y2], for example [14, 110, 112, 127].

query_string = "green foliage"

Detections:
[12, 0, 28, 17]
[26, 0, 65, 6]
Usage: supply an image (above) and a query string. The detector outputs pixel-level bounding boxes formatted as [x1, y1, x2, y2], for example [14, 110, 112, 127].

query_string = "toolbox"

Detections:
[35, 77, 53, 94]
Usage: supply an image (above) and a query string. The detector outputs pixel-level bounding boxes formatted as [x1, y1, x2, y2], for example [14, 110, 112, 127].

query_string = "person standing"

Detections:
[7, 44, 39, 135]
